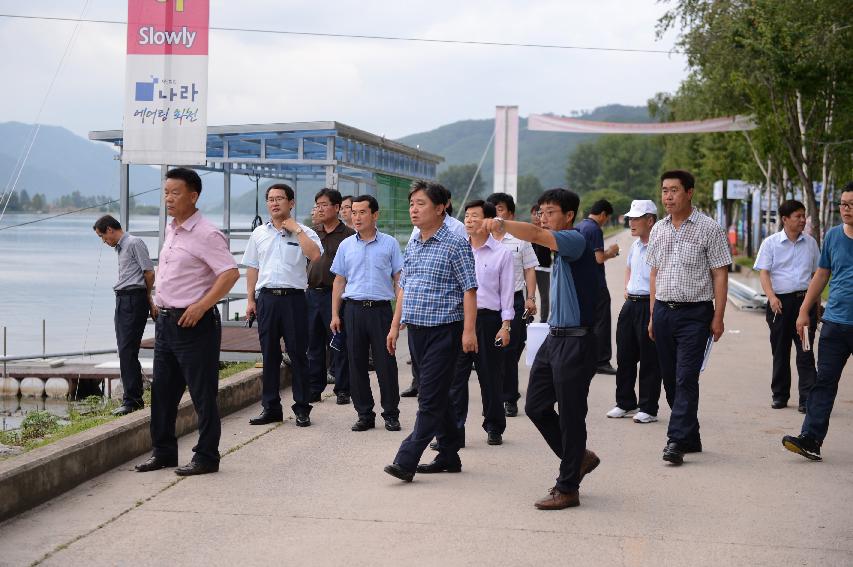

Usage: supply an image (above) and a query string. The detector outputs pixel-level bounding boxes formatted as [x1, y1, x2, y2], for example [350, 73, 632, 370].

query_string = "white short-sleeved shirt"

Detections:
[496, 233, 539, 292]
[626, 238, 651, 295]
[753, 230, 819, 294]
[241, 220, 323, 293]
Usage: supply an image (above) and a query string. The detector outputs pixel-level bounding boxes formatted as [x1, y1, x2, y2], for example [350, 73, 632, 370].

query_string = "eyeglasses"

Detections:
[266, 196, 289, 204]
[314, 202, 335, 209]
[839, 201, 853, 211]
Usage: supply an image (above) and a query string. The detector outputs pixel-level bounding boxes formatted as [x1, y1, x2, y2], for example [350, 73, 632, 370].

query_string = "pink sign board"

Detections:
[127, 0, 209, 56]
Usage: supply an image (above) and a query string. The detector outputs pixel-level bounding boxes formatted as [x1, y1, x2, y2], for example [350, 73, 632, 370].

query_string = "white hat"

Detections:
[624, 199, 658, 218]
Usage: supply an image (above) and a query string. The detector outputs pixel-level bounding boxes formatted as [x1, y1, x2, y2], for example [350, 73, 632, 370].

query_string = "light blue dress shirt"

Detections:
[330, 230, 404, 301]
[626, 238, 651, 295]
[241, 221, 323, 293]
[753, 230, 819, 294]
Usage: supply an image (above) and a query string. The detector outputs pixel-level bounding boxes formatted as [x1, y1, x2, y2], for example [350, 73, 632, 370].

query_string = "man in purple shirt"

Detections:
[134, 168, 239, 477]
[446, 200, 515, 446]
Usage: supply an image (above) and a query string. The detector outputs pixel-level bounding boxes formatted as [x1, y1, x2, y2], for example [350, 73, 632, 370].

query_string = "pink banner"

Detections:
[127, 0, 209, 56]
[528, 114, 756, 134]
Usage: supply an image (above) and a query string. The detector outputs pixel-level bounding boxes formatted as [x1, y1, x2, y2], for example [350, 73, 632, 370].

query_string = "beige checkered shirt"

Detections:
[646, 208, 732, 302]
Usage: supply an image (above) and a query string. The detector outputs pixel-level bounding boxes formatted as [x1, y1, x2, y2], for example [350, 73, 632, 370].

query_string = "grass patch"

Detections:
[733, 255, 755, 269]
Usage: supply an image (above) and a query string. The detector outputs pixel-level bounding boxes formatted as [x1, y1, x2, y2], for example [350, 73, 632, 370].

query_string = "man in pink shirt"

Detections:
[135, 168, 239, 477]
[445, 200, 515, 448]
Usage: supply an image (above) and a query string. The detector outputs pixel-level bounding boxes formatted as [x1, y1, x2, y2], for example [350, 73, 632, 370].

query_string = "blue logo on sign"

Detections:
[135, 77, 159, 101]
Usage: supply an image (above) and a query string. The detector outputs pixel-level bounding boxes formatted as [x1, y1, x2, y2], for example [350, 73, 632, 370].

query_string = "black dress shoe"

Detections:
[249, 409, 283, 425]
[112, 404, 142, 416]
[384, 417, 401, 431]
[175, 461, 219, 476]
[400, 386, 418, 398]
[310, 392, 322, 403]
[135, 455, 178, 472]
[596, 364, 617, 375]
[336, 392, 351, 405]
[384, 463, 414, 482]
[662, 442, 684, 465]
[487, 432, 503, 445]
[504, 401, 518, 417]
[416, 458, 462, 474]
[351, 418, 375, 431]
[295, 414, 311, 427]
[771, 399, 788, 409]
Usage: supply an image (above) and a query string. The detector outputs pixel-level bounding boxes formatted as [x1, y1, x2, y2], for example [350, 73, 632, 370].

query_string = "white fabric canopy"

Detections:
[527, 113, 756, 134]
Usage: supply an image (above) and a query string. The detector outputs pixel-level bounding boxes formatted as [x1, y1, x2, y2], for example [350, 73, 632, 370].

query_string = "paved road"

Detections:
[2, 230, 852, 566]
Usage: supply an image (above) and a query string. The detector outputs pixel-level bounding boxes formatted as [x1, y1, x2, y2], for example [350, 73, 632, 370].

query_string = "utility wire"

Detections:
[0, 13, 681, 55]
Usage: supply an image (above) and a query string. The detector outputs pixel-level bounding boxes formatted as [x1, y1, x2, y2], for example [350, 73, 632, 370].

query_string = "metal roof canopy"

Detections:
[89, 121, 443, 320]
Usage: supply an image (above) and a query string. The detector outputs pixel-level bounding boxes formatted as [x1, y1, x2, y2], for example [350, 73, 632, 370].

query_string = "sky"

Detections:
[0, 0, 688, 140]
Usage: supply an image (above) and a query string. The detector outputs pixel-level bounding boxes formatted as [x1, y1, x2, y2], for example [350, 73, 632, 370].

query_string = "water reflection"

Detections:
[1, 396, 76, 431]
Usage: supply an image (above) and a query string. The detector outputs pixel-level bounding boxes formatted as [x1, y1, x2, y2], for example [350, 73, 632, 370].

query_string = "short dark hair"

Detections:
[537, 188, 580, 216]
[266, 183, 294, 200]
[486, 192, 516, 215]
[352, 194, 379, 213]
[778, 199, 806, 219]
[315, 188, 343, 206]
[843, 181, 853, 194]
[341, 195, 354, 203]
[408, 180, 449, 206]
[660, 170, 695, 191]
[93, 215, 121, 233]
[530, 204, 540, 213]
[166, 167, 202, 195]
[588, 199, 614, 216]
[463, 199, 497, 218]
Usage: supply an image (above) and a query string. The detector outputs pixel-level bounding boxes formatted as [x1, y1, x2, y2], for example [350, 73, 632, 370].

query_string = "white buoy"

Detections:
[20, 377, 45, 398]
[110, 379, 124, 400]
[0, 377, 20, 397]
[44, 377, 69, 399]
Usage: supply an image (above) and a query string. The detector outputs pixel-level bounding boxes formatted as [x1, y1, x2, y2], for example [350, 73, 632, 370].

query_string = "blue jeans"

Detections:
[801, 320, 853, 443]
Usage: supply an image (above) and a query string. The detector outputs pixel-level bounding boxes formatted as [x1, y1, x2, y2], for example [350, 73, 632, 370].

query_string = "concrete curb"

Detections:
[0, 366, 289, 522]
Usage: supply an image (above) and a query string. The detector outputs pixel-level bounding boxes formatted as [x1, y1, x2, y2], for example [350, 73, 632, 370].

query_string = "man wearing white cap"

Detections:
[606, 200, 672, 423]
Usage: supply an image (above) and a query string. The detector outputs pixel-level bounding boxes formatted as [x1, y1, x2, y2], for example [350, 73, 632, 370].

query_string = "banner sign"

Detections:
[528, 113, 756, 134]
[122, 0, 209, 165]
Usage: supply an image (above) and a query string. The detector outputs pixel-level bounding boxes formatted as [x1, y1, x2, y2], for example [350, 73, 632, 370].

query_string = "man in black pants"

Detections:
[93, 214, 155, 416]
[384, 181, 478, 482]
[647, 170, 731, 466]
[243, 184, 322, 427]
[134, 168, 239, 476]
[330, 195, 404, 432]
[484, 188, 601, 510]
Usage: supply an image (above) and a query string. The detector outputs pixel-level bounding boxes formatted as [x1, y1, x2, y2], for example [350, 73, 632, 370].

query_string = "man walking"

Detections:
[307, 188, 355, 404]
[243, 183, 322, 428]
[753, 200, 820, 411]
[783, 183, 853, 461]
[606, 200, 671, 423]
[93, 215, 155, 416]
[448, 200, 514, 446]
[576, 199, 620, 375]
[341, 195, 354, 230]
[487, 192, 539, 418]
[330, 195, 404, 433]
[384, 182, 478, 482]
[134, 168, 239, 476]
[483, 188, 601, 510]
[647, 170, 731, 466]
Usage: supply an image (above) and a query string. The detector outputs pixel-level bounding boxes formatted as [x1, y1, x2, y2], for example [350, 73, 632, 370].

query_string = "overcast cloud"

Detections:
[0, 0, 687, 139]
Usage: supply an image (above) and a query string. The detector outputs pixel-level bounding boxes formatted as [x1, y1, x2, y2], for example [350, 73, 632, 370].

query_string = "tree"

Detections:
[18, 189, 31, 210]
[516, 174, 544, 216]
[30, 193, 46, 212]
[566, 143, 601, 194]
[566, 135, 664, 202]
[438, 164, 485, 204]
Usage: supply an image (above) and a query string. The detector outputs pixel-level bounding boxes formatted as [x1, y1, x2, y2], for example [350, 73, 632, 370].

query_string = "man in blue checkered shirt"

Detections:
[384, 181, 478, 482]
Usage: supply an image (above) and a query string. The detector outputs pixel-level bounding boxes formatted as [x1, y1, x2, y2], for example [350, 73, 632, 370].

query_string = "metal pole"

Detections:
[3, 327, 7, 379]
[42, 319, 46, 358]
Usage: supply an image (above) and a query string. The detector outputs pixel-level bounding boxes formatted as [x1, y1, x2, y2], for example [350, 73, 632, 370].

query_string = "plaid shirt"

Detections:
[646, 208, 731, 302]
[400, 223, 477, 326]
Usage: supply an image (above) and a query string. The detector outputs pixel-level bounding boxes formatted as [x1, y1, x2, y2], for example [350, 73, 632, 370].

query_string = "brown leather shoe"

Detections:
[534, 487, 579, 510]
[579, 449, 600, 482]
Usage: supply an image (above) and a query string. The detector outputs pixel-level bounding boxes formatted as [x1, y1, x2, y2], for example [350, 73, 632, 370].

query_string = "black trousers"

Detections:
[306, 288, 350, 396]
[592, 286, 613, 366]
[344, 301, 399, 421]
[526, 332, 596, 493]
[615, 298, 671, 415]
[450, 309, 507, 435]
[652, 301, 713, 445]
[257, 291, 311, 416]
[114, 291, 148, 407]
[502, 291, 527, 403]
[536, 270, 550, 323]
[394, 322, 463, 472]
[151, 307, 221, 465]
[767, 292, 817, 405]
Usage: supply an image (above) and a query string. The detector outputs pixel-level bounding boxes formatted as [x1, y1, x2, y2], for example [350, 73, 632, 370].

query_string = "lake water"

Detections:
[0, 212, 255, 357]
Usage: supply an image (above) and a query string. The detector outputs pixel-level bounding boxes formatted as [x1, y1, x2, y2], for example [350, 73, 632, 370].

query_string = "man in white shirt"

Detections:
[607, 200, 671, 423]
[242, 183, 323, 427]
[753, 199, 820, 412]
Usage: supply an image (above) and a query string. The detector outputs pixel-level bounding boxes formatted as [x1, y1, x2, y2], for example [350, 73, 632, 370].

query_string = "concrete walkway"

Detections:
[2, 230, 852, 566]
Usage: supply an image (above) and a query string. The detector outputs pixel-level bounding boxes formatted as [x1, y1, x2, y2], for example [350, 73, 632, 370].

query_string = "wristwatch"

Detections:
[502, 324, 511, 332]
[294, 227, 303, 235]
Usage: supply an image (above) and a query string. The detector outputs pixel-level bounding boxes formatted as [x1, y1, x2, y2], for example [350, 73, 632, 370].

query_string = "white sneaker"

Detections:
[633, 411, 658, 423]
[606, 406, 634, 418]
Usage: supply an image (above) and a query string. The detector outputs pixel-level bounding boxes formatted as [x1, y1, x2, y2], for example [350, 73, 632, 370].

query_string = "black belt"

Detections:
[309, 286, 330, 292]
[347, 299, 391, 308]
[627, 294, 650, 302]
[157, 307, 186, 318]
[657, 300, 713, 310]
[260, 287, 304, 296]
[477, 308, 499, 315]
[115, 288, 146, 296]
[549, 326, 590, 337]
[777, 290, 807, 298]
